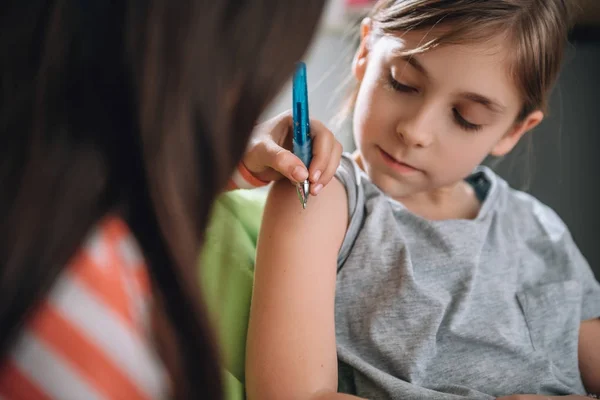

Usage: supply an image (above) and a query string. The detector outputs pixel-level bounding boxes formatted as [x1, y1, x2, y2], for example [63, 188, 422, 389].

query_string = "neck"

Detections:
[352, 151, 481, 221]
[397, 181, 480, 221]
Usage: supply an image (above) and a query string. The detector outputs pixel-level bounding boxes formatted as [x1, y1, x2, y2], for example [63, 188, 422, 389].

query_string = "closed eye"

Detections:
[389, 74, 418, 94]
[453, 108, 482, 132]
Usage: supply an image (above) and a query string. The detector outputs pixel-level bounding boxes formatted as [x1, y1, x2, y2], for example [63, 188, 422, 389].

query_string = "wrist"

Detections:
[230, 162, 270, 189]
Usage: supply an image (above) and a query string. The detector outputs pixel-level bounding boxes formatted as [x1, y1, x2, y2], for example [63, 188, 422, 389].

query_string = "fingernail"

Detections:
[312, 170, 322, 182]
[293, 166, 308, 181]
[313, 184, 323, 195]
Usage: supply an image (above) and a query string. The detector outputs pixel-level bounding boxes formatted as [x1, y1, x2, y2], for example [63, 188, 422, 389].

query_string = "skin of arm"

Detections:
[496, 396, 590, 400]
[579, 318, 600, 395]
[496, 319, 600, 400]
[245, 178, 362, 400]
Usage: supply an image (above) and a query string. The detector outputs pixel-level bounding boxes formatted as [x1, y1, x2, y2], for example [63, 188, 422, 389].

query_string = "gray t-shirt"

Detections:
[334, 154, 600, 400]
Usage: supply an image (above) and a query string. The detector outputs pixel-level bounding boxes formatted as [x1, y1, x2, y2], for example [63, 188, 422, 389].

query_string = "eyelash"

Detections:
[388, 75, 418, 94]
[453, 108, 483, 132]
[388, 75, 483, 133]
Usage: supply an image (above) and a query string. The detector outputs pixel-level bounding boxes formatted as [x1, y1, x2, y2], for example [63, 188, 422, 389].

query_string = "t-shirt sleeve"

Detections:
[564, 231, 600, 321]
[334, 154, 366, 270]
[532, 199, 600, 321]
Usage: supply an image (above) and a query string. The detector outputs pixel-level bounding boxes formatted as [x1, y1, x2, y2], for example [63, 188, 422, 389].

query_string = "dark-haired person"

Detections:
[0, 1, 335, 398]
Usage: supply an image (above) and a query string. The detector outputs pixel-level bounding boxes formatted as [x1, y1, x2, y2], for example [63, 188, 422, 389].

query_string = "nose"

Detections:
[396, 102, 435, 148]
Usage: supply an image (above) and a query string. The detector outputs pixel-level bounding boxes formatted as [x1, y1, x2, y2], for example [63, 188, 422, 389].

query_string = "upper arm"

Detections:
[579, 318, 600, 395]
[245, 178, 348, 400]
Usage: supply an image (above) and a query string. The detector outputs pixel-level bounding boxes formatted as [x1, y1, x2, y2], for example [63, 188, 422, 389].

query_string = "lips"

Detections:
[377, 146, 420, 174]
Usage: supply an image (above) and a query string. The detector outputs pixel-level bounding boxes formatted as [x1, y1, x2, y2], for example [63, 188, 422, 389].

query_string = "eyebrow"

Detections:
[398, 54, 429, 79]
[394, 51, 507, 113]
[459, 92, 507, 113]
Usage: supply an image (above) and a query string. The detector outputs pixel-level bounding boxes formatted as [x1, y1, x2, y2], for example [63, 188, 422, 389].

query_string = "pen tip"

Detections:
[296, 180, 311, 210]
[296, 183, 308, 210]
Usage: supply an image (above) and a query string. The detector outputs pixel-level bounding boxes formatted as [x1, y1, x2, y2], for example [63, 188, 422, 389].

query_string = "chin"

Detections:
[368, 171, 415, 198]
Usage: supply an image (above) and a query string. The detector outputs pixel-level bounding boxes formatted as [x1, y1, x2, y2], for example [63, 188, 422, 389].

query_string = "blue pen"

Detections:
[292, 62, 312, 209]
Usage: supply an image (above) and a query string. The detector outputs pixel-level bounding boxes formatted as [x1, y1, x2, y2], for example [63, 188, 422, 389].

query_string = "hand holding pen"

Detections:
[290, 62, 345, 208]
[242, 94, 342, 201]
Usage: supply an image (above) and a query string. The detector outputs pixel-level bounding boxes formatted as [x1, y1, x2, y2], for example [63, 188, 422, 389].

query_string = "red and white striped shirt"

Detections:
[0, 217, 169, 400]
[0, 163, 268, 399]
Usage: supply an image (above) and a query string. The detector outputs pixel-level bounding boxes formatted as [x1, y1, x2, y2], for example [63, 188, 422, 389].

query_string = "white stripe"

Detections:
[119, 264, 146, 333]
[115, 235, 150, 334]
[119, 261, 151, 336]
[118, 236, 144, 268]
[11, 331, 105, 400]
[49, 272, 169, 399]
[85, 228, 109, 269]
[231, 168, 259, 189]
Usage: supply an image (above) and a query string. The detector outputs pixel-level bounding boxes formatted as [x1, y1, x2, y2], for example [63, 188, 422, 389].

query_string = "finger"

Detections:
[265, 110, 293, 146]
[312, 141, 343, 196]
[268, 144, 309, 183]
[307, 119, 335, 183]
[272, 111, 294, 146]
[251, 110, 292, 146]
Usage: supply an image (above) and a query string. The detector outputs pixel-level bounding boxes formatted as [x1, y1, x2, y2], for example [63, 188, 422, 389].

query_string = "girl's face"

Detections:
[352, 26, 543, 200]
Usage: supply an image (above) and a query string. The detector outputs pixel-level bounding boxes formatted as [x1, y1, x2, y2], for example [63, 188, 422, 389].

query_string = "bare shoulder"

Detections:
[260, 177, 348, 253]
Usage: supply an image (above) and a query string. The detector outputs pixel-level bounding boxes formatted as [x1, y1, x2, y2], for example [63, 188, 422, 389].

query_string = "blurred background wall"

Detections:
[263, 0, 600, 277]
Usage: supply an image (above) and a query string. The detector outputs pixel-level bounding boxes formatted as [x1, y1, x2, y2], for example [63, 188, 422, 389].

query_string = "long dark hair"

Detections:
[0, 0, 325, 397]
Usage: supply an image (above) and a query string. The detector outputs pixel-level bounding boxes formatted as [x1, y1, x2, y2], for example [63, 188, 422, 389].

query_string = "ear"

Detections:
[352, 18, 372, 82]
[490, 110, 544, 156]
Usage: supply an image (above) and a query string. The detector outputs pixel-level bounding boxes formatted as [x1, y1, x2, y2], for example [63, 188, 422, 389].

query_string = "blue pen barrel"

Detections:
[292, 62, 312, 168]
[293, 138, 312, 169]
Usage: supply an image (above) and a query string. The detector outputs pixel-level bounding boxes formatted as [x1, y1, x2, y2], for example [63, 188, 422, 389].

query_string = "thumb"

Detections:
[244, 138, 309, 182]
[255, 141, 308, 182]
[267, 146, 309, 183]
